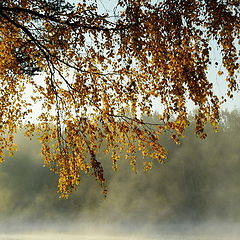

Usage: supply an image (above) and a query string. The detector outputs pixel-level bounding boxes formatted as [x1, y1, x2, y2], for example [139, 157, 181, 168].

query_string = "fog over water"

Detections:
[0, 223, 240, 240]
[0, 111, 240, 239]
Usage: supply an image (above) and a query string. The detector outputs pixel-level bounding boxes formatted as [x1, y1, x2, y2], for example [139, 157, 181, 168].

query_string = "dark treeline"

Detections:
[0, 110, 240, 227]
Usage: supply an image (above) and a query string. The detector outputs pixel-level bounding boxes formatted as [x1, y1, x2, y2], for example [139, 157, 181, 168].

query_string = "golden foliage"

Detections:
[0, 0, 239, 197]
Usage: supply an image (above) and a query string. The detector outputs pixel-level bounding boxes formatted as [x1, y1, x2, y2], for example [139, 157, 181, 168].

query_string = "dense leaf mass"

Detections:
[0, 0, 239, 197]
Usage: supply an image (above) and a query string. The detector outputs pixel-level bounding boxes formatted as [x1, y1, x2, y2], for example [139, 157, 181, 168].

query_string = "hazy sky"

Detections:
[62, 0, 240, 111]
[26, 0, 239, 121]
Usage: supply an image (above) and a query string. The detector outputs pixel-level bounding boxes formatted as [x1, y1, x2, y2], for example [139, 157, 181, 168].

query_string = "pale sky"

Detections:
[26, 0, 239, 123]
[67, 0, 239, 111]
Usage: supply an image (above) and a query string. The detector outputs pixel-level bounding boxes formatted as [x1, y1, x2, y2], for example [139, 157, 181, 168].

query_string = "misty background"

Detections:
[0, 110, 240, 236]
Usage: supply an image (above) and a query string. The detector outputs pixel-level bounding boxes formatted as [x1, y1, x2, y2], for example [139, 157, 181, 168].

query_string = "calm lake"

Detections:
[1, 222, 239, 240]
[0, 233, 240, 240]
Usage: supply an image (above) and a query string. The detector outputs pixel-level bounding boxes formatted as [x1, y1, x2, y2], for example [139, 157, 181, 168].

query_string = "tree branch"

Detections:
[1, 6, 132, 31]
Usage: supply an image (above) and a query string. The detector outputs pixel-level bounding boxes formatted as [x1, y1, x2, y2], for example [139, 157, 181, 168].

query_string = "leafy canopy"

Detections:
[0, 0, 239, 197]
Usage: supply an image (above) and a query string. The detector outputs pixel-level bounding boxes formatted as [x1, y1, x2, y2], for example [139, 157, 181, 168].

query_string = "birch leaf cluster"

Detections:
[0, 0, 239, 197]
